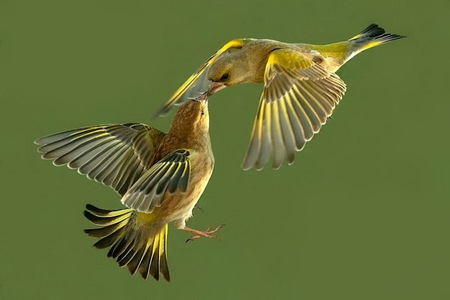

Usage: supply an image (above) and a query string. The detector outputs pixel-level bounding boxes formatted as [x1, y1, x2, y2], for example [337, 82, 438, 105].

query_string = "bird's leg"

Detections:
[184, 224, 225, 243]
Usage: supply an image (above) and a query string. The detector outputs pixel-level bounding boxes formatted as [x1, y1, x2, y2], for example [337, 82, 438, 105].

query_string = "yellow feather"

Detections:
[159, 39, 249, 114]
[151, 233, 160, 255]
[360, 40, 384, 51]
[268, 50, 313, 69]
[307, 42, 350, 59]
[158, 228, 165, 257]
[136, 210, 159, 224]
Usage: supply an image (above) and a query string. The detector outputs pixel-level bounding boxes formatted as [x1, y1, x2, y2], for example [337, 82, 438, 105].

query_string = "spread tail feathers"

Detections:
[349, 24, 405, 51]
[84, 204, 170, 281]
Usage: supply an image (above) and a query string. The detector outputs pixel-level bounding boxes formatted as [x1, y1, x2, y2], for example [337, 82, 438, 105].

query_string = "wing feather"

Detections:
[242, 49, 346, 170]
[153, 39, 254, 118]
[121, 149, 192, 213]
[36, 123, 165, 195]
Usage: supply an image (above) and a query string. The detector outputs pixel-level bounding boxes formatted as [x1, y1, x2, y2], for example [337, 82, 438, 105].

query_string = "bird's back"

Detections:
[293, 42, 350, 73]
[240, 38, 350, 78]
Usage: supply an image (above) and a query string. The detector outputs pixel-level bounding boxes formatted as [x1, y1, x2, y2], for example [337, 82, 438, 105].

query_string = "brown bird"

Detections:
[35, 97, 222, 281]
[154, 24, 404, 170]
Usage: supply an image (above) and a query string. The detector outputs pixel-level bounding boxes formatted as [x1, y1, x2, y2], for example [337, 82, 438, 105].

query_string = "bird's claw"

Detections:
[185, 224, 225, 243]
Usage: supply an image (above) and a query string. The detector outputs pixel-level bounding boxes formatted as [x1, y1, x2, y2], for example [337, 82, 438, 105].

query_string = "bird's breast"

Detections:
[158, 150, 214, 223]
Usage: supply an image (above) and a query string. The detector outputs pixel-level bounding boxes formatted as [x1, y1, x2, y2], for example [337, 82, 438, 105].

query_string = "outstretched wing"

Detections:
[35, 123, 166, 195]
[152, 39, 253, 118]
[242, 49, 347, 171]
[121, 149, 191, 213]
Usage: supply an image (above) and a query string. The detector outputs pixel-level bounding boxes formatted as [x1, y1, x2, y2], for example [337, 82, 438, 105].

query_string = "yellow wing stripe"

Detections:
[289, 87, 315, 140]
[284, 92, 306, 151]
[276, 96, 296, 163]
[270, 101, 286, 169]
[160, 39, 248, 113]
[241, 96, 266, 170]
[255, 100, 272, 170]
[296, 81, 329, 123]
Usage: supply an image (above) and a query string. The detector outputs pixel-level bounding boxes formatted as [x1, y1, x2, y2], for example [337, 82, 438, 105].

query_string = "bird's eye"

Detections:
[200, 109, 205, 116]
[219, 73, 229, 81]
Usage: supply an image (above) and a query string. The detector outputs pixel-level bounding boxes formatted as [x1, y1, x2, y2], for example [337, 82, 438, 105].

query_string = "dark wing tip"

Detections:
[83, 210, 98, 224]
[85, 203, 97, 210]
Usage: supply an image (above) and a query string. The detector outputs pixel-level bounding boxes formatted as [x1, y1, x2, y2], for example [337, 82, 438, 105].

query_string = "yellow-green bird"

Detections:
[154, 24, 404, 170]
[35, 97, 222, 281]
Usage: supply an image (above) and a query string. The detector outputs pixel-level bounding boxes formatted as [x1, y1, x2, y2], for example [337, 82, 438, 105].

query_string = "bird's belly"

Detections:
[159, 159, 214, 223]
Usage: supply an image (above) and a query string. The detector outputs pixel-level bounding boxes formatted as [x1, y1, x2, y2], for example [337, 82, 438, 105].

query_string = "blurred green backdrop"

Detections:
[1, 0, 449, 299]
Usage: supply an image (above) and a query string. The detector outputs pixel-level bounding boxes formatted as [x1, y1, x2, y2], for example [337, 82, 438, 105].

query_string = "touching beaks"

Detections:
[190, 81, 226, 102]
[207, 81, 227, 96]
[192, 92, 208, 102]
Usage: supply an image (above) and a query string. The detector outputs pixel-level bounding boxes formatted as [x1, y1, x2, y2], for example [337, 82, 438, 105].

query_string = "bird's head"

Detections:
[206, 52, 250, 95]
[169, 96, 210, 137]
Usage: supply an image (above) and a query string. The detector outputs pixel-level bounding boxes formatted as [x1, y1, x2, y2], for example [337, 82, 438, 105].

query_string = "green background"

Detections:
[1, 0, 449, 299]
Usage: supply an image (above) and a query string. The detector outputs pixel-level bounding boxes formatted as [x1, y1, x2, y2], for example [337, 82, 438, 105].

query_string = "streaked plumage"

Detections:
[35, 98, 220, 281]
[154, 24, 405, 170]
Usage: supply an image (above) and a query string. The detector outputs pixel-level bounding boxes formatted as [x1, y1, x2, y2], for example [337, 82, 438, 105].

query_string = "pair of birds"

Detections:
[36, 24, 404, 281]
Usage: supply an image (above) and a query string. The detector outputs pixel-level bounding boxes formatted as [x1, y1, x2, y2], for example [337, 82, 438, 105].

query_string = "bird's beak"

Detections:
[193, 92, 208, 102]
[191, 81, 226, 102]
[207, 81, 227, 96]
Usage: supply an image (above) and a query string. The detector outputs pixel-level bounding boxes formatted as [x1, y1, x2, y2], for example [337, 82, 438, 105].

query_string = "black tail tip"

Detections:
[351, 23, 406, 43]
[361, 23, 386, 37]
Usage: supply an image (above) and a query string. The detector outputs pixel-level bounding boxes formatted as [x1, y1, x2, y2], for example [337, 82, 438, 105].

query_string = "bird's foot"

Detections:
[184, 224, 225, 243]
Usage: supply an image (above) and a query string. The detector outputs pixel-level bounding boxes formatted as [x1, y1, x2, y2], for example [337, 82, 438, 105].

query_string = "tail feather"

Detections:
[107, 236, 133, 258]
[126, 247, 146, 273]
[117, 242, 139, 266]
[349, 23, 405, 51]
[85, 204, 131, 217]
[93, 227, 128, 249]
[84, 204, 170, 281]
[134, 226, 169, 280]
